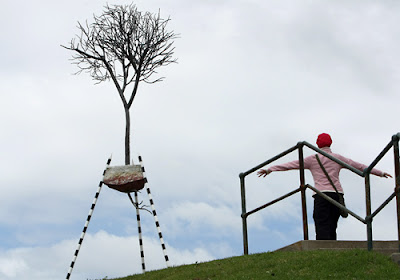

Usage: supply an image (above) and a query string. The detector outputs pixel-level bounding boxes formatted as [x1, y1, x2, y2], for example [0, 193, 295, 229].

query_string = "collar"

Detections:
[320, 146, 332, 153]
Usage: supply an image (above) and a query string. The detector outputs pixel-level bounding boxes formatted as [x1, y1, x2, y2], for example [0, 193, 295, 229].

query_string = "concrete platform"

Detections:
[275, 240, 399, 257]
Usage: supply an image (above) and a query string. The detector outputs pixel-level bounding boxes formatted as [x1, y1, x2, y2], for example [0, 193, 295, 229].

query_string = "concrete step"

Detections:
[276, 240, 399, 257]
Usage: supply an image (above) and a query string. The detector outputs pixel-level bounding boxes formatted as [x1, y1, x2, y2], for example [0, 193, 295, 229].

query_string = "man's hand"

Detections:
[257, 169, 272, 177]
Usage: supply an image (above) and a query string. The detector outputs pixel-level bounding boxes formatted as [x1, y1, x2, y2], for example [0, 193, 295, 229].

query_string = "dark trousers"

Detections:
[313, 192, 342, 240]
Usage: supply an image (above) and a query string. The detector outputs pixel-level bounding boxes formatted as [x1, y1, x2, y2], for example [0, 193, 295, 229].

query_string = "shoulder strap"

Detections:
[315, 154, 339, 194]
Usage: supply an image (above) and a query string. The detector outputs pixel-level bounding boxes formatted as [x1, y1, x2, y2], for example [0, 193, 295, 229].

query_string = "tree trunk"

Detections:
[124, 108, 131, 165]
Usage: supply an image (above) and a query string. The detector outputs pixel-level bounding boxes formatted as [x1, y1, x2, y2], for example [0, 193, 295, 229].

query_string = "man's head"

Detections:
[316, 133, 332, 148]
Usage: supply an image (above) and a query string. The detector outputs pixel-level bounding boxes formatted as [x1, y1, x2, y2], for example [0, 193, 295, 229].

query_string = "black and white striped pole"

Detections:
[138, 156, 170, 267]
[135, 191, 146, 272]
[66, 156, 112, 280]
[127, 191, 147, 273]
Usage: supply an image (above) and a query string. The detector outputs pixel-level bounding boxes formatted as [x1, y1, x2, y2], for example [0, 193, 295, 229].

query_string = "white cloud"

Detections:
[0, 257, 28, 278]
[0, 230, 216, 280]
[164, 201, 241, 237]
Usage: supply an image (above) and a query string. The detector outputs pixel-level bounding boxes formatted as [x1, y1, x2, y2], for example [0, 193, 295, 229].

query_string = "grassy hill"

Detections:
[109, 249, 400, 280]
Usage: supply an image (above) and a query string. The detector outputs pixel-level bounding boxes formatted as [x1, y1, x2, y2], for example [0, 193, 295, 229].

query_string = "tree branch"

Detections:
[63, 3, 178, 162]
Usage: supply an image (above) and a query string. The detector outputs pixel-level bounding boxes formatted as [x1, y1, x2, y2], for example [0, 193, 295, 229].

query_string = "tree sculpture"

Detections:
[63, 3, 177, 164]
[63, 4, 177, 277]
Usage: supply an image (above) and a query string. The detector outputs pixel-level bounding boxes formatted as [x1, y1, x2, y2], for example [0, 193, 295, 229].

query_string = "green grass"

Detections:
[108, 249, 400, 280]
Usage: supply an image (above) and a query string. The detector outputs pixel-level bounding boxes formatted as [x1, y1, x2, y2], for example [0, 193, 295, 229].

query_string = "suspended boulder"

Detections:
[103, 165, 146, 193]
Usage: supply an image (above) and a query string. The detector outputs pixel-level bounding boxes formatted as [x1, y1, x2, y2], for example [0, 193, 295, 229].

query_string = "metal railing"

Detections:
[239, 133, 400, 255]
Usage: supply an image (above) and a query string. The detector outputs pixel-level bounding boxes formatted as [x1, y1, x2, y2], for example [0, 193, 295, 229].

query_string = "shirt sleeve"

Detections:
[337, 155, 384, 177]
[268, 160, 301, 172]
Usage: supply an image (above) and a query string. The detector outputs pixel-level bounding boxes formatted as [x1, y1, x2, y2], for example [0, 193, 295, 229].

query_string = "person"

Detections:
[257, 133, 392, 240]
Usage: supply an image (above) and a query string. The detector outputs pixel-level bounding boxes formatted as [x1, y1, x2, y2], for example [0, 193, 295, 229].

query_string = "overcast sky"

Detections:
[1, 0, 400, 279]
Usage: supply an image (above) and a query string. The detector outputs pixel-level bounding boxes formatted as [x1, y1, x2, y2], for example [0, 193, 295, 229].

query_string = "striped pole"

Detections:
[66, 156, 112, 280]
[135, 191, 146, 272]
[138, 156, 170, 267]
[128, 192, 146, 273]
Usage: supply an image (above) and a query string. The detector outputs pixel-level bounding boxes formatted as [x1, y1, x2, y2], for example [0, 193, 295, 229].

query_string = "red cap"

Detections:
[316, 133, 332, 148]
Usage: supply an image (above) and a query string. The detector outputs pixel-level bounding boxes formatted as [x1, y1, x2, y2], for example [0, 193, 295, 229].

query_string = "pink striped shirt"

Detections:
[267, 147, 384, 193]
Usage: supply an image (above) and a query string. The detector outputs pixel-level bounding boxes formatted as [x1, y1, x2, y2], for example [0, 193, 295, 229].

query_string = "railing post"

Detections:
[240, 173, 249, 255]
[393, 134, 400, 252]
[298, 142, 309, 240]
[365, 173, 373, 251]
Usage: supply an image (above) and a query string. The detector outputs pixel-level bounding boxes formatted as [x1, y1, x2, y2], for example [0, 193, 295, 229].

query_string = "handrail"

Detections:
[241, 144, 299, 177]
[242, 187, 301, 218]
[364, 140, 393, 174]
[239, 133, 400, 255]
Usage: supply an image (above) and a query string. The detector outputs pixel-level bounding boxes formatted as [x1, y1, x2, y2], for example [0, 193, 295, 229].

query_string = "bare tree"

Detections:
[62, 4, 177, 164]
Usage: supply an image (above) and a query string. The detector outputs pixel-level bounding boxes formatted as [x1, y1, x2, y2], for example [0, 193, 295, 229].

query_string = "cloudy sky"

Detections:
[1, 0, 400, 279]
